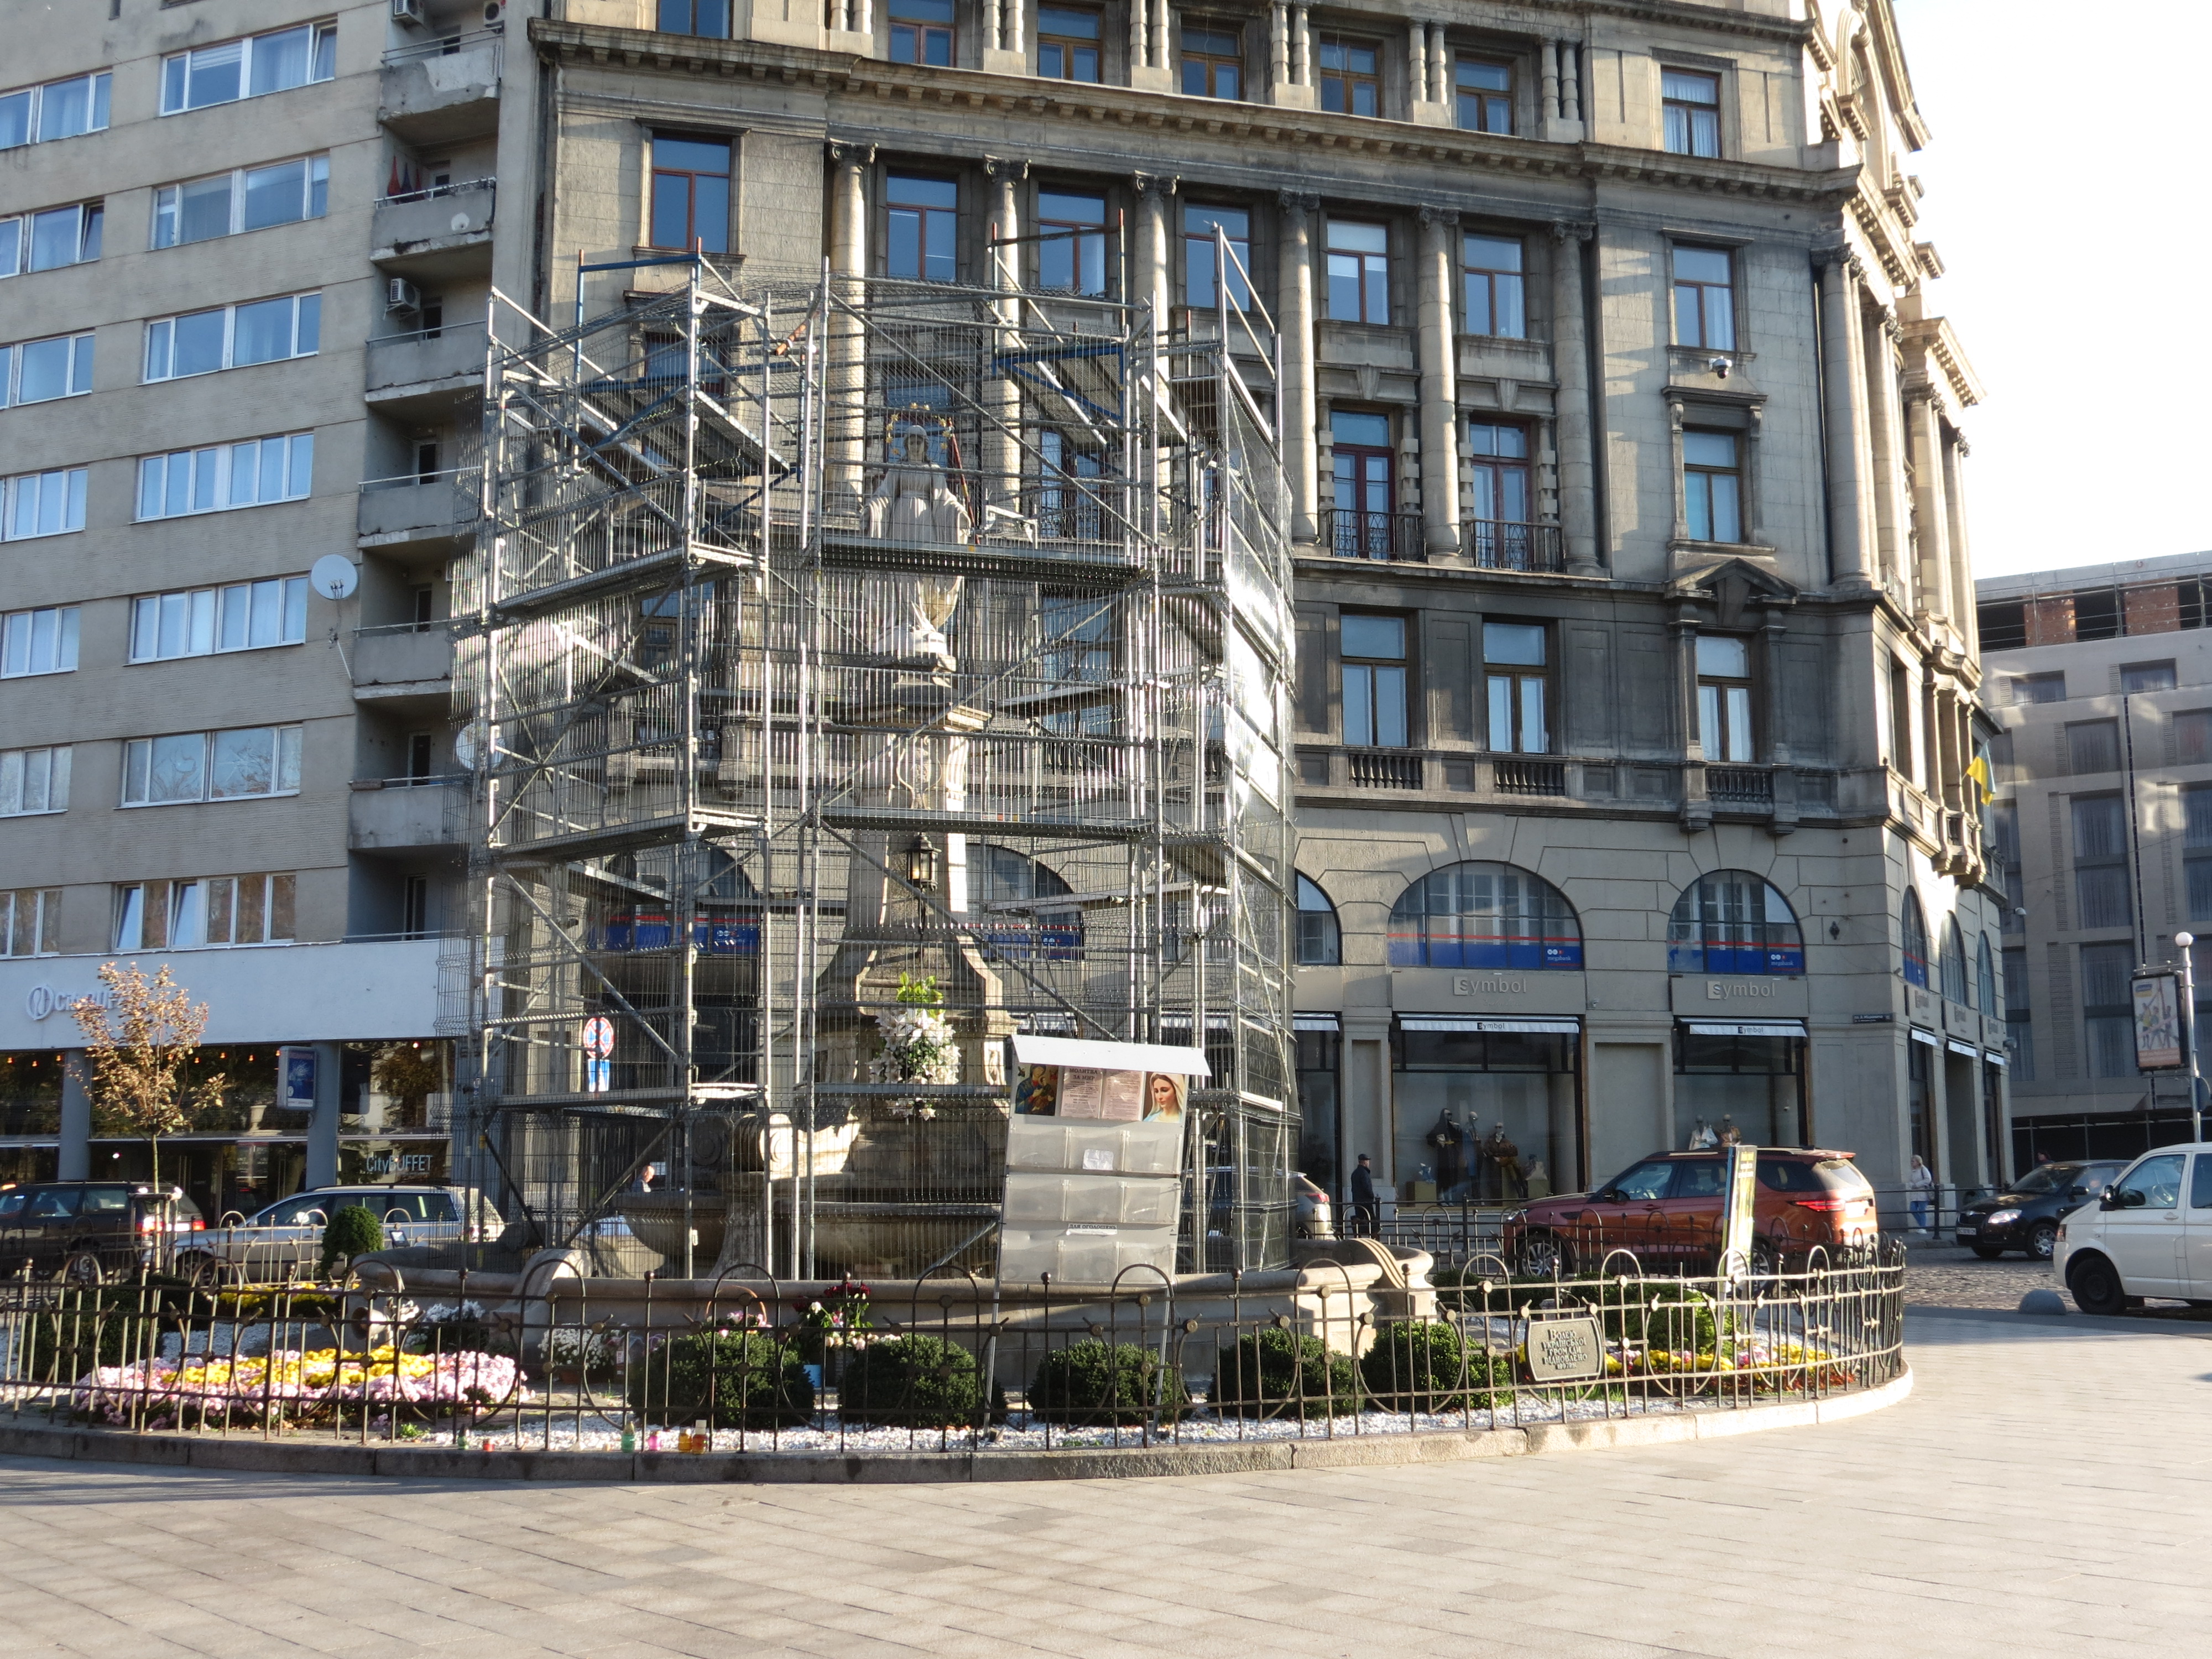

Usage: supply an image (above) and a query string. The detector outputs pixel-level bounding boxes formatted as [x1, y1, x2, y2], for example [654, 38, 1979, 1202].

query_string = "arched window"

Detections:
[601, 847, 759, 953]
[1942, 916, 1970, 1005]
[968, 844, 1080, 960]
[1296, 874, 1341, 966]
[1978, 932, 1998, 1014]
[1667, 871, 1804, 975]
[1387, 862, 1581, 969]
[1901, 891, 1929, 988]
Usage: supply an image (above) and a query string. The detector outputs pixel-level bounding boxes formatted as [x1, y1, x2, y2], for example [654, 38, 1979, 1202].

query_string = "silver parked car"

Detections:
[178, 1185, 501, 1282]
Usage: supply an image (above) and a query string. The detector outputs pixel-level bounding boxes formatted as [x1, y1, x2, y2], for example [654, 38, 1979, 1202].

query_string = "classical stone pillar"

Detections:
[1550, 221, 1599, 572]
[1406, 23, 1427, 112]
[826, 143, 873, 510]
[1427, 23, 1448, 102]
[1269, 2, 1287, 84]
[1277, 191, 1319, 543]
[983, 156, 1026, 521]
[1415, 205, 1460, 555]
[1134, 172, 1174, 329]
[1944, 433, 1976, 652]
[1815, 248, 1870, 589]
[1150, 0, 1170, 82]
[1907, 389, 1954, 620]
[1291, 5, 1311, 84]
[1864, 311, 1911, 599]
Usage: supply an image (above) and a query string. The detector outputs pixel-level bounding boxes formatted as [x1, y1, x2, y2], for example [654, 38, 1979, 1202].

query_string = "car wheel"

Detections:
[2066, 1253, 2129, 1316]
[61, 1250, 106, 1290]
[177, 1253, 227, 1290]
[1516, 1230, 1571, 1278]
[2028, 1222, 2058, 1261]
[1747, 1238, 1781, 1280]
[1971, 1245, 2006, 1260]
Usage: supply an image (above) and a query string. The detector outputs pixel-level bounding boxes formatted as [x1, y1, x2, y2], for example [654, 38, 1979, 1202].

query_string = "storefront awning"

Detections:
[1292, 1013, 1340, 1032]
[1908, 1026, 1941, 1048]
[1399, 1015, 1582, 1035]
[1984, 1050, 2008, 1068]
[1683, 1020, 1808, 1039]
[1947, 1039, 1979, 1058]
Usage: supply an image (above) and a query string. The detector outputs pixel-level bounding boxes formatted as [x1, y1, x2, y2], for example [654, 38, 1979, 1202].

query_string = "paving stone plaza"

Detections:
[4, 1264, 2205, 1659]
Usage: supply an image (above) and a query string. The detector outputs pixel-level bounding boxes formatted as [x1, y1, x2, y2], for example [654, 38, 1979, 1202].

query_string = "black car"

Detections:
[1955, 1160, 2126, 1260]
[0, 1182, 206, 1285]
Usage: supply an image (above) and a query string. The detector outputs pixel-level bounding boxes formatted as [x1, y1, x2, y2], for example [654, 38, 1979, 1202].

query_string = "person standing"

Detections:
[1907, 1154, 1935, 1234]
[1349, 1153, 1378, 1237]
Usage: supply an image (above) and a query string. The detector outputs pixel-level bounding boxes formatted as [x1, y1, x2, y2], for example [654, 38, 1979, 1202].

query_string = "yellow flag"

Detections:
[1965, 754, 1993, 804]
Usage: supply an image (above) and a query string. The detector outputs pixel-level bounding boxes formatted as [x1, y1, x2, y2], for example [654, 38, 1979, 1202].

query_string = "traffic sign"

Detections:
[581, 1016, 615, 1057]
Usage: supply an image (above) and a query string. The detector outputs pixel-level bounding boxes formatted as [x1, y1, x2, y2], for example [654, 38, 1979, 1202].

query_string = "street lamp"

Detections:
[2178, 932, 2205, 1145]
[903, 834, 937, 891]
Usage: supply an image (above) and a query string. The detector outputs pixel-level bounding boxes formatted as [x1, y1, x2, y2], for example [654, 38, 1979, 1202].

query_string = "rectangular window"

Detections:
[649, 134, 731, 255]
[1181, 22, 1243, 100]
[0, 201, 102, 277]
[0, 747, 71, 817]
[1, 607, 80, 677]
[144, 872, 297, 949]
[1036, 190, 1108, 296]
[2012, 671, 2066, 705]
[1682, 429, 1742, 542]
[143, 294, 320, 382]
[1662, 67, 1720, 157]
[1672, 246, 1735, 349]
[0, 332, 94, 409]
[1329, 409, 1394, 559]
[129, 577, 310, 663]
[1183, 204, 1251, 309]
[2120, 660, 2177, 693]
[657, 0, 731, 35]
[153, 155, 328, 249]
[2071, 794, 2131, 931]
[888, 0, 955, 65]
[137, 434, 313, 520]
[2178, 709, 2212, 766]
[1695, 634, 1755, 763]
[1460, 233, 1525, 338]
[2067, 718, 2120, 775]
[2186, 784, 2212, 921]
[1341, 614, 1408, 748]
[2002, 944, 2032, 1080]
[886, 175, 958, 283]
[1327, 221, 1389, 324]
[1455, 59, 1512, 133]
[121, 726, 302, 807]
[2080, 940, 2135, 1079]
[2073, 588, 2121, 641]
[0, 71, 111, 150]
[1318, 37, 1380, 117]
[1484, 622, 1548, 754]
[1038, 7, 1102, 81]
[1976, 601, 2026, 650]
[1465, 422, 1532, 561]
[0, 889, 62, 957]
[2, 469, 88, 541]
[160, 23, 337, 114]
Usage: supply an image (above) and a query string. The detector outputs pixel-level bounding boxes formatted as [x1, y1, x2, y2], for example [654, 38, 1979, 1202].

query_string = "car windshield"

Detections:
[1606, 1161, 1674, 1201]
[252, 1194, 330, 1226]
[2010, 1164, 2086, 1195]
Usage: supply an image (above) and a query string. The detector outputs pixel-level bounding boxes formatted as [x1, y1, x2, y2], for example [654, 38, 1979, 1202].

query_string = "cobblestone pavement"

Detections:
[4, 1307, 2209, 1659]
[1903, 1236, 2212, 1319]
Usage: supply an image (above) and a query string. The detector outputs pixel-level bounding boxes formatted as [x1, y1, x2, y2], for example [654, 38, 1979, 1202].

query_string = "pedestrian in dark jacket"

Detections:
[1349, 1154, 1378, 1237]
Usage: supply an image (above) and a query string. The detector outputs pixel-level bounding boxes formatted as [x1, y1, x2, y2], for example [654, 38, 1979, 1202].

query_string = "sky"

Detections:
[1888, 1, 2212, 578]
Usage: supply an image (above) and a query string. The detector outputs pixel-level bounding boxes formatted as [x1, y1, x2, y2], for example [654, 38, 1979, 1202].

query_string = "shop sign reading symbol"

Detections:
[581, 1016, 615, 1094]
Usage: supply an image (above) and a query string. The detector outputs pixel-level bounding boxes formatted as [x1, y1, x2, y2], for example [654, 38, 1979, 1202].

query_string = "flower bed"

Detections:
[70, 1345, 525, 1428]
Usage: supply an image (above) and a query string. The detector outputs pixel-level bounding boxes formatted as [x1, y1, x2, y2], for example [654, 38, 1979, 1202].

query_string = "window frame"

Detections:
[2070, 792, 2132, 932]
[159, 22, 338, 117]
[0, 748, 71, 819]
[1670, 869, 1803, 977]
[1682, 427, 1744, 544]
[1180, 20, 1245, 101]
[885, 173, 960, 283]
[1, 606, 81, 679]
[1325, 220, 1391, 325]
[137, 434, 314, 521]
[1460, 232, 1526, 339]
[1483, 620, 1550, 755]
[1295, 874, 1342, 966]
[1340, 612, 1411, 750]
[1036, 5, 1103, 81]
[648, 133, 732, 255]
[1389, 860, 1584, 971]
[657, 0, 732, 37]
[1465, 420, 1532, 530]
[0, 332, 95, 409]
[887, 0, 956, 66]
[1317, 35, 1381, 117]
[0, 71, 112, 152]
[1, 200, 102, 278]
[1900, 890, 1929, 988]
[0, 888, 62, 957]
[1329, 409, 1396, 559]
[2, 469, 88, 542]
[120, 725, 304, 809]
[143, 293, 321, 384]
[133, 872, 299, 951]
[129, 578, 311, 665]
[2080, 940, 2137, 1079]
[1035, 187, 1109, 296]
[1661, 66, 1721, 158]
[152, 154, 329, 250]
[1694, 633, 1755, 763]
[1671, 244, 1736, 351]
[1182, 202, 1252, 309]
[1454, 57, 1513, 134]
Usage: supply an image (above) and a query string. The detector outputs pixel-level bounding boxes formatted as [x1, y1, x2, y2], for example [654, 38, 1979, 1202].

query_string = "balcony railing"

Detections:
[1326, 508, 1426, 564]
[1493, 758, 1566, 796]
[1347, 749, 1422, 789]
[1463, 519, 1563, 573]
[1708, 766, 1773, 804]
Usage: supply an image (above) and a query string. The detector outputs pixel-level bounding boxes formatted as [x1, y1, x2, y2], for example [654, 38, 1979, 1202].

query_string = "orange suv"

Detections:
[1501, 1149, 1879, 1276]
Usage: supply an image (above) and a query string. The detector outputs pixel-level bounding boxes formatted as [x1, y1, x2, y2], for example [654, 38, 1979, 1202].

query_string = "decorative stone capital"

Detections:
[1417, 203, 1459, 230]
[1550, 219, 1595, 244]
[981, 155, 1029, 183]
[1134, 170, 1181, 199]
[1277, 189, 1319, 215]
[826, 141, 877, 169]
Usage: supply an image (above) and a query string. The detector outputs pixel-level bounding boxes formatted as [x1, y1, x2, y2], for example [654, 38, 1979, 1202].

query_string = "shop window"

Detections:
[1295, 874, 1340, 966]
[1295, 1025, 1341, 1199]
[1387, 861, 1582, 969]
[1673, 1027, 1804, 1149]
[1393, 1019, 1578, 1203]
[1668, 870, 1803, 976]
[1900, 890, 1929, 988]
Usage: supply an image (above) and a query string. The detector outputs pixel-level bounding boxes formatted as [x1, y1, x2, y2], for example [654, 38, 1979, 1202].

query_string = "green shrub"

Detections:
[1359, 1319, 1484, 1413]
[1029, 1339, 1186, 1426]
[626, 1330, 813, 1429]
[1600, 1290, 1724, 1355]
[1209, 1327, 1359, 1419]
[837, 1333, 983, 1427]
[319, 1206, 383, 1276]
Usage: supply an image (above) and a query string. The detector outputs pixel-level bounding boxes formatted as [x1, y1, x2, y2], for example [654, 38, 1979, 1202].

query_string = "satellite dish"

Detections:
[310, 556, 359, 600]
[454, 722, 486, 770]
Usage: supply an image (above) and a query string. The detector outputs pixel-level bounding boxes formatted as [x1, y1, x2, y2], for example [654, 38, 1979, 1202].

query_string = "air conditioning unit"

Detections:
[387, 278, 422, 315]
[392, 0, 426, 25]
[483, 1, 506, 24]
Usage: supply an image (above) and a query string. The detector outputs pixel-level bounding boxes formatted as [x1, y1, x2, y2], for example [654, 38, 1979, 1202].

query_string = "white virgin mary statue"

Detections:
[865, 428, 971, 669]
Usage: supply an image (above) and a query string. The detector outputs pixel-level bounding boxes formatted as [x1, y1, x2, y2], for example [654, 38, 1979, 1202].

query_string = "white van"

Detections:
[2052, 1142, 2212, 1313]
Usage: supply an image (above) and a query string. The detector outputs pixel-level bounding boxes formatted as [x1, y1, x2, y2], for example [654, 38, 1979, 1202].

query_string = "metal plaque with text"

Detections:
[1524, 1316, 1605, 1383]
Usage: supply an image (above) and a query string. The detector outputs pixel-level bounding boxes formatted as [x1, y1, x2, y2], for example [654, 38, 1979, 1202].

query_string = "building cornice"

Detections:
[531, 19, 1858, 208]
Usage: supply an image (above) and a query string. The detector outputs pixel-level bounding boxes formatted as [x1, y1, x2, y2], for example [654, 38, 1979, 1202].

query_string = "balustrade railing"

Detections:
[1463, 519, 1563, 573]
[1326, 508, 1425, 563]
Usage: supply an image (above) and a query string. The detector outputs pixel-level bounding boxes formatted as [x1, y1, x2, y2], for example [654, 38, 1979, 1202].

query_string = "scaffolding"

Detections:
[451, 259, 1296, 1281]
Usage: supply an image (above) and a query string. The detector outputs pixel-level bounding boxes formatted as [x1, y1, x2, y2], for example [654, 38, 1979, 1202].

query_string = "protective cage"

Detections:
[447, 262, 1297, 1282]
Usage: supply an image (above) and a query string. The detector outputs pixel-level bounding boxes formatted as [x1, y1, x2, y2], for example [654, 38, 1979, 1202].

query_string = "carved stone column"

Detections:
[1944, 433, 1976, 653]
[982, 156, 1027, 521]
[1416, 204, 1461, 555]
[1278, 190, 1319, 543]
[1815, 247, 1870, 589]
[1864, 310, 1910, 599]
[1550, 221, 1599, 572]
[826, 143, 874, 509]
[1907, 388, 1953, 620]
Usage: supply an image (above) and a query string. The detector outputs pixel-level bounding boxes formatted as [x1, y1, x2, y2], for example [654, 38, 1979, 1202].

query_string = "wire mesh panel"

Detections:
[453, 264, 1295, 1281]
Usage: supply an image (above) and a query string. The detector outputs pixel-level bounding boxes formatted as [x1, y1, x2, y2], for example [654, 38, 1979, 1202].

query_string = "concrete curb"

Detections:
[0, 1369, 1912, 1484]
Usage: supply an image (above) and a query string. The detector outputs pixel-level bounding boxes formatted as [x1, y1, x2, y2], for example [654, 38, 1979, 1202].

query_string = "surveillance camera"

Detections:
[1708, 356, 1733, 379]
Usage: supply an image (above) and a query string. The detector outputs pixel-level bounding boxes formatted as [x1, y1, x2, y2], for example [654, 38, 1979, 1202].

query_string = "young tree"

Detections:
[70, 962, 228, 1193]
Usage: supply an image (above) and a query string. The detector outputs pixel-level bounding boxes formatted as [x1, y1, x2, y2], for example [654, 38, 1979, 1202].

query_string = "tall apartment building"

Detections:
[1975, 553, 2212, 1164]
[0, 0, 1999, 1231]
